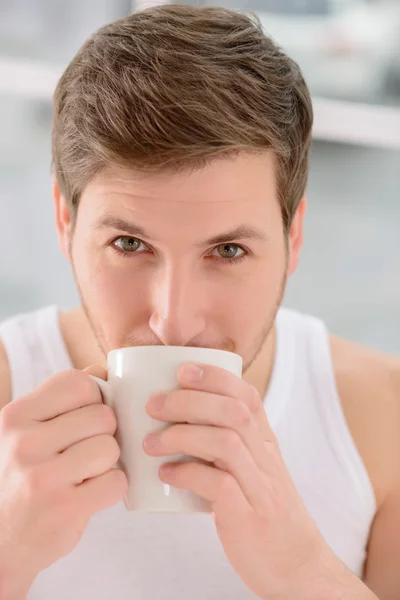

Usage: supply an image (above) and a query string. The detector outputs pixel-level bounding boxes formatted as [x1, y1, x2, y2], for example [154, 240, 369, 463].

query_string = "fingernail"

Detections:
[147, 393, 167, 412]
[181, 364, 203, 382]
[144, 433, 161, 449]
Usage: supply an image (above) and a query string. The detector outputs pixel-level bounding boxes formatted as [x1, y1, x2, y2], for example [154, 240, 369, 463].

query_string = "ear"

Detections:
[286, 195, 307, 277]
[53, 177, 73, 262]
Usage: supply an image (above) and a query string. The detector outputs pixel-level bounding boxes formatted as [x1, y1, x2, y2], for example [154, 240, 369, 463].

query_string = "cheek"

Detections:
[72, 234, 143, 316]
[213, 256, 286, 329]
[235, 274, 281, 318]
[86, 264, 146, 317]
[75, 259, 150, 350]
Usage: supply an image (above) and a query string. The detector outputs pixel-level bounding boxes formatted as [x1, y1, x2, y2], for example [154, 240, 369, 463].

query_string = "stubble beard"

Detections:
[72, 251, 288, 377]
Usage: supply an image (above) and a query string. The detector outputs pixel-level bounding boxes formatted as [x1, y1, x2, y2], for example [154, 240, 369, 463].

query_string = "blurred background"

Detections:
[0, 0, 399, 352]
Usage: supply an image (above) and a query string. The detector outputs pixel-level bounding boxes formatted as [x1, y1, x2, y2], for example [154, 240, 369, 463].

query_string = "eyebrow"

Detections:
[94, 216, 147, 239]
[94, 216, 268, 247]
[196, 225, 268, 248]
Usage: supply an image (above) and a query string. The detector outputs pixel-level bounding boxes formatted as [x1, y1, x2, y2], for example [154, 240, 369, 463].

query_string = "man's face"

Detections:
[56, 152, 304, 373]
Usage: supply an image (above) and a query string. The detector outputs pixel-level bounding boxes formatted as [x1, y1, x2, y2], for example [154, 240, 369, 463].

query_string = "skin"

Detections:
[0, 151, 399, 597]
[58, 153, 295, 380]
[143, 361, 379, 599]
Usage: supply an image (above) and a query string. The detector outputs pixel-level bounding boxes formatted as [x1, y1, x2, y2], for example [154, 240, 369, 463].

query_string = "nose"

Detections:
[148, 262, 207, 346]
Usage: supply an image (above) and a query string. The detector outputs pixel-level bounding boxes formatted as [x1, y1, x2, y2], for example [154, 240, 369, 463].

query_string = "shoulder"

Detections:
[330, 335, 400, 406]
[330, 335, 400, 509]
[0, 336, 12, 409]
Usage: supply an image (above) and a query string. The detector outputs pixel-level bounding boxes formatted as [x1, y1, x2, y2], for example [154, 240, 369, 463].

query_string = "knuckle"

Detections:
[103, 435, 121, 463]
[169, 389, 191, 414]
[246, 384, 261, 414]
[219, 429, 242, 454]
[218, 471, 237, 497]
[94, 404, 117, 433]
[269, 430, 279, 446]
[110, 468, 129, 494]
[64, 369, 100, 405]
[0, 402, 20, 431]
[25, 465, 53, 496]
[231, 401, 252, 429]
[10, 431, 35, 464]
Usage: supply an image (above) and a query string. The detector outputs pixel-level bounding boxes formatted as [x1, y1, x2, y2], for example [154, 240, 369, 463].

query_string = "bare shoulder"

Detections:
[330, 335, 400, 508]
[331, 335, 400, 403]
[0, 336, 12, 410]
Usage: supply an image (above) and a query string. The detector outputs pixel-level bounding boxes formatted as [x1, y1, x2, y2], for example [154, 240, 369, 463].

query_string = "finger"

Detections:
[53, 434, 121, 485]
[9, 404, 118, 464]
[41, 403, 117, 455]
[14, 369, 104, 422]
[144, 424, 267, 508]
[76, 468, 128, 515]
[159, 461, 251, 526]
[146, 389, 269, 471]
[83, 364, 108, 380]
[178, 363, 275, 443]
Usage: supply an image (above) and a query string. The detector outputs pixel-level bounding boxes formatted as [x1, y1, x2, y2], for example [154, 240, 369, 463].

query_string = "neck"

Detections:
[60, 307, 277, 401]
[243, 325, 276, 401]
[59, 307, 106, 371]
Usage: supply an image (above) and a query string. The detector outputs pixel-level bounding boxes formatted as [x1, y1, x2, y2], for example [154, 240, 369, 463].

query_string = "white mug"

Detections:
[91, 345, 243, 513]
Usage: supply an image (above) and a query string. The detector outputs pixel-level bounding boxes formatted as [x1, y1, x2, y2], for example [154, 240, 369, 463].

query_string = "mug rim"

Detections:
[108, 345, 242, 362]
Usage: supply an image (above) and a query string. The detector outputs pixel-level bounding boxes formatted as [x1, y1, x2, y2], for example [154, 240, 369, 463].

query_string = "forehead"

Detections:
[86, 151, 276, 201]
[80, 151, 281, 235]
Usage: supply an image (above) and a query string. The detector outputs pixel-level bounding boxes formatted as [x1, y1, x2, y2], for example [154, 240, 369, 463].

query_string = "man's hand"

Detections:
[0, 367, 128, 599]
[144, 363, 378, 599]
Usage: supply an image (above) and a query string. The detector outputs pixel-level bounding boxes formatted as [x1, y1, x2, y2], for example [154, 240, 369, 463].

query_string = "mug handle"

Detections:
[90, 375, 123, 473]
[90, 375, 113, 408]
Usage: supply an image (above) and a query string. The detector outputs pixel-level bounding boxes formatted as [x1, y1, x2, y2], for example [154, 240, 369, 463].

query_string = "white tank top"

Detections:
[0, 306, 376, 600]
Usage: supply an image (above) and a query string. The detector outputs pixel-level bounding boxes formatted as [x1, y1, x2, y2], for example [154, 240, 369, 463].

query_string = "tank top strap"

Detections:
[268, 307, 376, 532]
[0, 306, 72, 402]
[306, 315, 376, 517]
[262, 307, 297, 428]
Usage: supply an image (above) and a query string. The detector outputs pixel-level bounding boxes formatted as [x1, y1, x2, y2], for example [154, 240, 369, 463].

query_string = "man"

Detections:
[0, 5, 399, 600]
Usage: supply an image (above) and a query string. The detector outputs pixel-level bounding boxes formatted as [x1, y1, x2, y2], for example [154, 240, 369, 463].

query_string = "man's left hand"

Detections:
[144, 363, 375, 599]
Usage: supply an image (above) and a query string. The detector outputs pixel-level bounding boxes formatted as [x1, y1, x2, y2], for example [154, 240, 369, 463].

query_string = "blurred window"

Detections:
[247, 0, 334, 16]
[204, 0, 400, 107]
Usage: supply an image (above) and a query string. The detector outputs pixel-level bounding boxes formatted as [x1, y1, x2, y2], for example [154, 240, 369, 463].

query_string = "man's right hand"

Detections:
[0, 368, 128, 598]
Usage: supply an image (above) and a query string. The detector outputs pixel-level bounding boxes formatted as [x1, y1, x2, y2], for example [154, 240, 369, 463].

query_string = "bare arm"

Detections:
[0, 337, 12, 410]
[331, 336, 400, 599]
[363, 487, 400, 599]
[0, 341, 27, 597]
[362, 362, 400, 599]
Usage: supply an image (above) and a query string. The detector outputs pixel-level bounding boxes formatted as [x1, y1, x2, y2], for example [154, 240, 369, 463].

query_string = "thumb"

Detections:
[83, 364, 108, 381]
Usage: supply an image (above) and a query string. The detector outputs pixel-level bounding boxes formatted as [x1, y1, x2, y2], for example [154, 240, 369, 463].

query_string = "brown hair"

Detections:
[52, 4, 313, 231]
